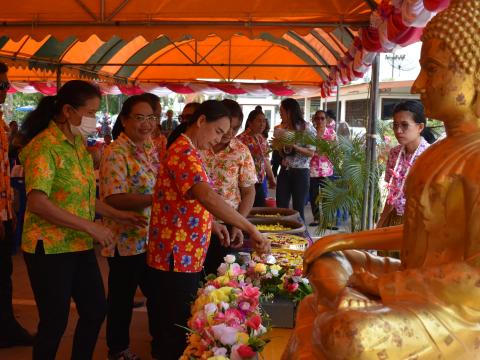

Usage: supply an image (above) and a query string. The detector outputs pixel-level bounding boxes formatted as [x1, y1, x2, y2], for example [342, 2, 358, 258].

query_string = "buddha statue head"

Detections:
[412, 0, 480, 131]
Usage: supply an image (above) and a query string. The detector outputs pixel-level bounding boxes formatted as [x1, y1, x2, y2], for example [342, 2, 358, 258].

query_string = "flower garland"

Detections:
[181, 254, 312, 360]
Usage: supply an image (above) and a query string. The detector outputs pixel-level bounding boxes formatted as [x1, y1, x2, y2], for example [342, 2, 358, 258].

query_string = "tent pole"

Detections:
[56, 65, 62, 91]
[361, 54, 380, 230]
[367, 54, 380, 229]
[335, 84, 340, 133]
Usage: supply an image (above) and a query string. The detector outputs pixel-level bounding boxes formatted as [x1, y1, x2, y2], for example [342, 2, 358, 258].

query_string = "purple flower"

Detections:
[188, 216, 199, 229]
[181, 255, 192, 267]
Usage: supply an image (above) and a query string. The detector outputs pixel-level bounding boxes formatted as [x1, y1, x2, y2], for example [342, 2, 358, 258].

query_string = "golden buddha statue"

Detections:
[282, 1, 480, 358]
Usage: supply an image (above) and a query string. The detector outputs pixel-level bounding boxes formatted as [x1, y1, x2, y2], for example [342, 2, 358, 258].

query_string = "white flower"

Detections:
[204, 285, 217, 294]
[204, 303, 217, 316]
[265, 255, 276, 265]
[217, 263, 228, 276]
[253, 324, 267, 337]
[212, 324, 239, 345]
[213, 347, 228, 356]
[224, 254, 236, 264]
[265, 272, 273, 279]
[270, 268, 279, 277]
[220, 301, 230, 311]
[301, 278, 310, 285]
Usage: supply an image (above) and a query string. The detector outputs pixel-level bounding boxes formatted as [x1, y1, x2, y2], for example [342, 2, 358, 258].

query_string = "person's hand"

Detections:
[249, 227, 270, 255]
[212, 222, 230, 247]
[113, 210, 148, 228]
[86, 222, 114, 248]
[348, 268, 380, 296]
[230, 227, 244, 248]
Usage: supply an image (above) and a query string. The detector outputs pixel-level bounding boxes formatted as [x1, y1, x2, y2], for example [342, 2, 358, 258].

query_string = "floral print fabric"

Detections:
[282, 123, 316, 169]
[385, 137, 429, 216]
[237, 129, 268, 183]
[0, 114, 13, 221]
[99, 132, 159, 257]
[201, 138, 257, 209]
[148, 134, 213, 273]
[310, 127, 336, 178]
[20, 121, 96, 254]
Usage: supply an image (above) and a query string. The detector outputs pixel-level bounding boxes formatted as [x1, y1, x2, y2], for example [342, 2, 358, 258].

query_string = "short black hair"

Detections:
[0, 62, 8, 74]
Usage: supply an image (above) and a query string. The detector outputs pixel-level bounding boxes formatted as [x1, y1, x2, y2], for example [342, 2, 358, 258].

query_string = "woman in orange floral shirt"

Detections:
[148, 100, 269, 360]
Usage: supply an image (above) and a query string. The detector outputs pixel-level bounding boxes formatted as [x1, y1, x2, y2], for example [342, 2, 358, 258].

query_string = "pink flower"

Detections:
[246, 314, 261, 330]
[224, 308, 245, 327]
[293, 268, 303, 277]
[238, 301, 251, 312]
[242, 285, 260, 299]
[217, 263, 228, 275]
[285, 282, 299, 293]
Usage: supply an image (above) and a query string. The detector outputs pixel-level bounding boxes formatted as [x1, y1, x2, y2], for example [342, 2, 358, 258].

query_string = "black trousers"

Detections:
[106, 251, 152, 355]
[309, 177, 327, 221]
[253, 182, 266, 207]
[148, 265, 202, 360]
[0, 221, 14, 326]
[276, 168, 310, 220]
[24, 244, 106, 360]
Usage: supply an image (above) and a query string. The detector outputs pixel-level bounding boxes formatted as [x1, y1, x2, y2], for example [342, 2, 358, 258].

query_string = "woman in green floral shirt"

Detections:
[19, 80, 145, 360]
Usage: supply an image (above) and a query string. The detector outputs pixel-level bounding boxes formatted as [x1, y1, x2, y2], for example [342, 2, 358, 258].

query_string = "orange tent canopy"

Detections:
[0, 0, 379, 85]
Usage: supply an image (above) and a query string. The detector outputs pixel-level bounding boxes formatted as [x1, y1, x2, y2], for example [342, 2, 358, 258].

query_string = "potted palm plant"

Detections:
[272, 127, 386, 234]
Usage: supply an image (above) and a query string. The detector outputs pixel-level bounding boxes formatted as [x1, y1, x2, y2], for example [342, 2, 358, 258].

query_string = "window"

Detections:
[345, 99, 368, 127]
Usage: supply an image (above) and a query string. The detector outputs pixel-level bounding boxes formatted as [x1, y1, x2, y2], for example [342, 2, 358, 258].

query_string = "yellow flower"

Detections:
[185, 243, 193, 252]
[161, 228, 172, 239]
[207, 357, 228, 360]
[271, 264, 282, 272]
[175, 230, 187, 242]
[255, 263, 267, 274]
[208, 287, 232, 303]
[194, 204, 203, 214]
[165, 190, 177, 201]
[237, 332, 249, 344]
[195, 248, 203, 259]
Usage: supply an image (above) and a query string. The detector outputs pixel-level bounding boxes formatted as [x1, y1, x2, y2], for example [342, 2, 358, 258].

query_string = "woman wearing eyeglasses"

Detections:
[99, 95, 160, 360]
[377, 100, 433, 228]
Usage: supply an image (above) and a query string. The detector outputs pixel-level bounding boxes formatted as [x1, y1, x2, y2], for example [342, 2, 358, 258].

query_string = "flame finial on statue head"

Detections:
[423, 0, 480, 75]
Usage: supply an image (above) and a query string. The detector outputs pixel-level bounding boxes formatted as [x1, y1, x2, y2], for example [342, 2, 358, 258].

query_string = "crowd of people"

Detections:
[0, 57, 438, 360]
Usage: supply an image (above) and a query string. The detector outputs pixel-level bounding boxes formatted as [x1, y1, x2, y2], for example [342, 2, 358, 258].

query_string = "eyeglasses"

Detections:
[0, 81, 11, 91]
[392, 122, 414, 132]
[129, 114, 156, 123]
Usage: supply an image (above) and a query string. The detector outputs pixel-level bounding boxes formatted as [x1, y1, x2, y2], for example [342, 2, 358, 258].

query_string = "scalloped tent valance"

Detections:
[0, 0, 451, 96]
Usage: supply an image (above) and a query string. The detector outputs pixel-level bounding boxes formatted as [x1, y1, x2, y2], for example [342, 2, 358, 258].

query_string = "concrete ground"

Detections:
[0, 202, 344, 360]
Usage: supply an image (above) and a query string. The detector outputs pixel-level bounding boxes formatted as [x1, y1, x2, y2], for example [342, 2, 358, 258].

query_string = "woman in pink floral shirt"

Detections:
[237, 109, 276, 207]
[377, 100, 432, 227]
[309, 110, 336, 226]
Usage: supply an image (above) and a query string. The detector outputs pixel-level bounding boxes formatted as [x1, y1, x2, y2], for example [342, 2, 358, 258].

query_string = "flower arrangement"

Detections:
[181, 255, 270, 360]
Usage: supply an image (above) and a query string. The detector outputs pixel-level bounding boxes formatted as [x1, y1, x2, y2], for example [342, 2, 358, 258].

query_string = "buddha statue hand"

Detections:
[337, 287, 381, 310]
[348, 267, 380, 296]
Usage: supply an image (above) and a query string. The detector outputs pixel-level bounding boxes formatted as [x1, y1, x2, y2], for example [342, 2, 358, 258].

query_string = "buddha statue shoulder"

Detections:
[283, 1, 480, 359]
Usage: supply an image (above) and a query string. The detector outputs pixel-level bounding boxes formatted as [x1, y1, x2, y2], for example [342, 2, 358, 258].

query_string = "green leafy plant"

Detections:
[272, 128, 385, 233]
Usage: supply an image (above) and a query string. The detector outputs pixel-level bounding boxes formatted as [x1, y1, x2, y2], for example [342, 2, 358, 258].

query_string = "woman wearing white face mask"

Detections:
[18, 80, 146, 360]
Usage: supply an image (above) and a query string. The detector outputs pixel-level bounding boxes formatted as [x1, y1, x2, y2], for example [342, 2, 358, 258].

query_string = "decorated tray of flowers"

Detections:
[265, 233, 308, 251]
[248, 218, 305, 235]
[247, 207, 300, 222]
[181, 255, 270, 360]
